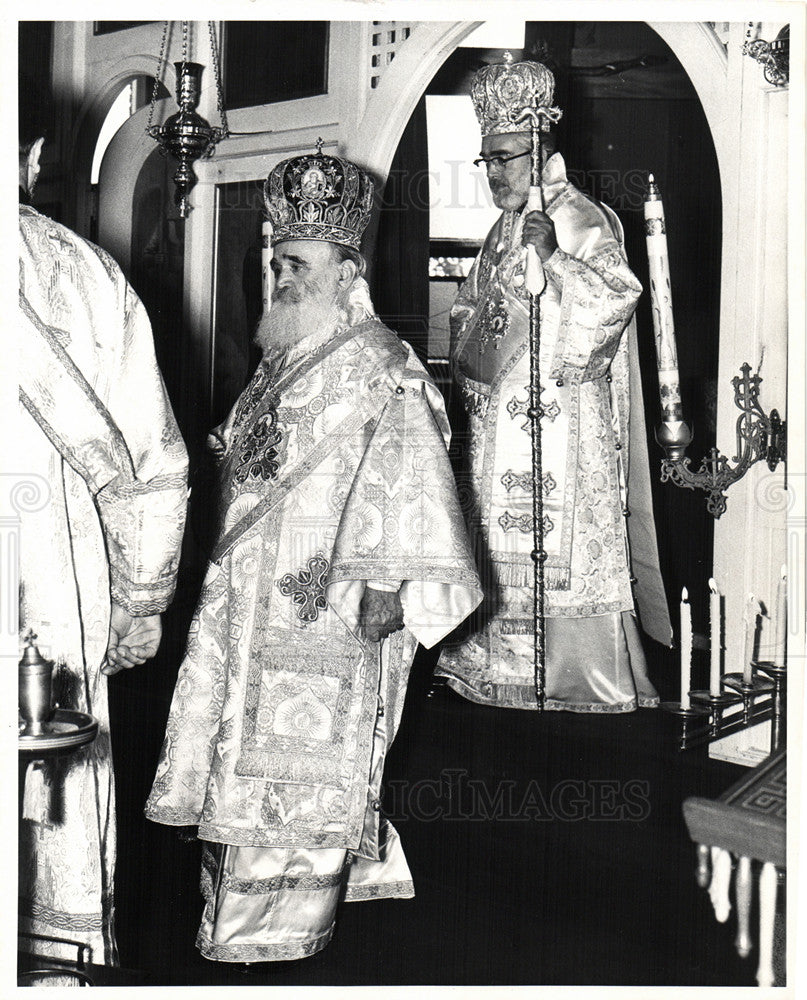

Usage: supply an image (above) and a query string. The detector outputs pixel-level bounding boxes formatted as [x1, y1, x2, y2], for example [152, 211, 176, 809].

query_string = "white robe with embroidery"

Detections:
[17, 204, 188, 963]
[436, 154, 670, 712]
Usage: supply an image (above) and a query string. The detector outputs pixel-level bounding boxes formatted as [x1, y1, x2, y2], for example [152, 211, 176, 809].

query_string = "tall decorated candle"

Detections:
[644, 175, 683, 421]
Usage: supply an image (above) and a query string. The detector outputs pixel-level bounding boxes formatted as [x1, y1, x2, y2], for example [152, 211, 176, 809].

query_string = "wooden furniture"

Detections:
[683, 749, 786, 987]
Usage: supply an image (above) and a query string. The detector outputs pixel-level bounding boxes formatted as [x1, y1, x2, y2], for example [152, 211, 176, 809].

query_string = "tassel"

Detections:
[545, 565, 572, 591]
[709, 846, 732, 923]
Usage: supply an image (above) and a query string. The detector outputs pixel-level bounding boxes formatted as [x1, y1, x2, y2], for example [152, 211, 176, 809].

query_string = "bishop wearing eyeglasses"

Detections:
[435, 55, 671, 712]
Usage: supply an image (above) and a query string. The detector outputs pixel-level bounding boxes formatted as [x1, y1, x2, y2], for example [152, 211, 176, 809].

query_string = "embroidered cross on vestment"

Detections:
[277, 555, 330, 624]
[498, 511, 554, 535]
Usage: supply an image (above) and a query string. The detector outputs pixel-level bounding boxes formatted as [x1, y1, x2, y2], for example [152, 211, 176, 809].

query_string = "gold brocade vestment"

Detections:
[436, 153, 670, 711]
[146, 318, 481, 862]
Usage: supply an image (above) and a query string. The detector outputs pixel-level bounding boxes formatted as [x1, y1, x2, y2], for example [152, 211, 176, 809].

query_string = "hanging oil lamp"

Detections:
[146, 22, 229, 217]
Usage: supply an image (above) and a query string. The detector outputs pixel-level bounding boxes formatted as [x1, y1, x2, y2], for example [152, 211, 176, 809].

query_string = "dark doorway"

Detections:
[131, 147, 187, 429]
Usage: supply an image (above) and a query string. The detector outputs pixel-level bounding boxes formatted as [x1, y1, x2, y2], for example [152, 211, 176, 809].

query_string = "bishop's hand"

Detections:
[359, 586, 404, 643]
[522, 210, 558, 263]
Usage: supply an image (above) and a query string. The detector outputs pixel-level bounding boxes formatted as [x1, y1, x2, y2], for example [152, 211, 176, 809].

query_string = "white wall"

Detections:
[704, 22, 791, 672]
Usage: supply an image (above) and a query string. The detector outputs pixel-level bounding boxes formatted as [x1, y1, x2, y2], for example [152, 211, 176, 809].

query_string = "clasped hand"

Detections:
[359, 586, 404, 643]
[521, 210, 558, 263]
[102, 602, 162, 675]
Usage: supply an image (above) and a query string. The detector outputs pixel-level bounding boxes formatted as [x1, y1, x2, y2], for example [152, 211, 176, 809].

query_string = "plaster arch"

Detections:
[347, 21, 482, 176]
[645, 22, 729, 186]
[351, 20, 729, 190]
[69, 56, 176, 235]
[97, 100, 173, 276]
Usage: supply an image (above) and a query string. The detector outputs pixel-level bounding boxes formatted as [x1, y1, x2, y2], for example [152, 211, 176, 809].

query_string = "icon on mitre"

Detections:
[301, 167, 328, 200]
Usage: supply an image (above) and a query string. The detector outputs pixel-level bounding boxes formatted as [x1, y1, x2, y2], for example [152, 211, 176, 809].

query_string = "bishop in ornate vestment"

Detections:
[435, 56, 671, 712]
[146, 148, 482, 962]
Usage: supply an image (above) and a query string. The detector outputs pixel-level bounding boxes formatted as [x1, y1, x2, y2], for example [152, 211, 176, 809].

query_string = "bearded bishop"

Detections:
[146, 147, 482, 962]
[435, 56, 671, 711]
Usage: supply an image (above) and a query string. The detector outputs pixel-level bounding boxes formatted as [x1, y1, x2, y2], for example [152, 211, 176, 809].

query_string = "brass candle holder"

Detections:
[656, 365, 786, 518]
[689, 688, 743, 739]
[661, 699, 709, 752]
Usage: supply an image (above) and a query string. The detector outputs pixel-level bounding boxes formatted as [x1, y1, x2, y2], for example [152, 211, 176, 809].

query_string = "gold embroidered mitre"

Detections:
[264, 140, 375, 250]
[470, 52, 563, 136]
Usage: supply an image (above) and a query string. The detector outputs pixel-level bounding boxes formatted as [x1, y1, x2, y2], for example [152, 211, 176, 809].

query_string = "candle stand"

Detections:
[656, 364, 786, 518]
[690, 689, 743, 739]
[660, 700, 709, 752]
[664, 663, 785, 753]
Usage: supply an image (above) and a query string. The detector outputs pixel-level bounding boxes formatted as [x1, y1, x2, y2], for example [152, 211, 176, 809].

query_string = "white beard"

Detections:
[253, 286, 347, 360]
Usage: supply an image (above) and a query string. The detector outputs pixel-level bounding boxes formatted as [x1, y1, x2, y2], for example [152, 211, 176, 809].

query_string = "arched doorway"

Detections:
[367, 20, 722, 673]
[68, 56, 174, 238]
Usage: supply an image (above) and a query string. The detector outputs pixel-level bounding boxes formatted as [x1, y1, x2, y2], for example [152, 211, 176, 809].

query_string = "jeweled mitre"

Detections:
[264, 144, 375, 250]
[470, 54, 562, 136]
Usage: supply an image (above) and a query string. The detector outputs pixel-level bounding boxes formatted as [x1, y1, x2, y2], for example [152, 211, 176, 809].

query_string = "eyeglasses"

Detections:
[472, 150, 531, 169]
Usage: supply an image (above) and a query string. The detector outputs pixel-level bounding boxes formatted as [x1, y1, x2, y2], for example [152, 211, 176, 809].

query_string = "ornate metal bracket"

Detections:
[657, 364, 786, 519]
[742, 24, 789, 88]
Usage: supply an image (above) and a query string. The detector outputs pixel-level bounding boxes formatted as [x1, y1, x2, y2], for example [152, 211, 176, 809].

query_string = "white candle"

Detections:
[709, 578, 721, 696]
[680, 587, 692, 709]
[644, 175, 683, 422]
[262, 219, 274, 314]
[773, 565, 787, 667]
[743, 594, 758, 685]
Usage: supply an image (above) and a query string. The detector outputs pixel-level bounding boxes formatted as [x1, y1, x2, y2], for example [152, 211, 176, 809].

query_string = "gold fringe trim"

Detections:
[491, 558, 571, 591]
[499, 619, 534, 635]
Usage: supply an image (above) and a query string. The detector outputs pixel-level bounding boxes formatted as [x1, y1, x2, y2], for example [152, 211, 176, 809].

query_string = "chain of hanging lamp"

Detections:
[145, 20, 170, 135]
[208, 20, 229, 137]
